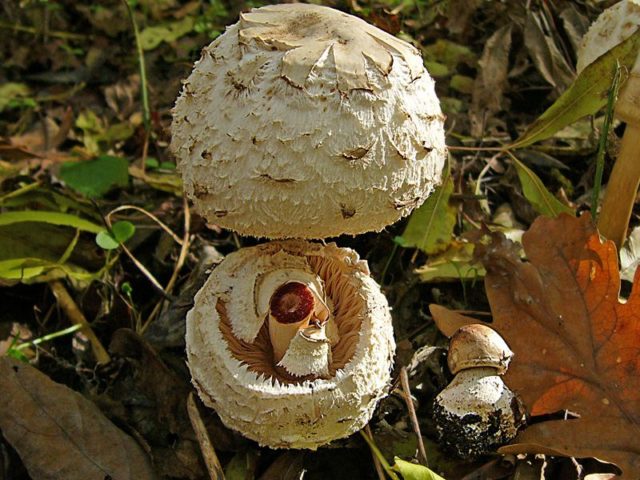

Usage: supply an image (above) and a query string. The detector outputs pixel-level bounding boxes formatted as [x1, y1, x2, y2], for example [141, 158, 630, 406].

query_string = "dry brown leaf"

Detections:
[524, 10, 575, 91]
[0, 357, 156, 480]
[432, 214, 640, 478]
[470, 24, 512, 137]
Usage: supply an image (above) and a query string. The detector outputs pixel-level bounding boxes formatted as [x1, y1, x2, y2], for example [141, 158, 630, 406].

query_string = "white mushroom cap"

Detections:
[433, 368, 525, 458]
[171, 3, 446, 239]
[185, 240, 395, 449]
[576, 0, 640, 75]
[447, 324, 513, 375]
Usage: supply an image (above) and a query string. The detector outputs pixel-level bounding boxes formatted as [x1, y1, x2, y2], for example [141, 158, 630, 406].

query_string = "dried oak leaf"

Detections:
[0, 357, 156, 480]
[432, 213, 639, 477]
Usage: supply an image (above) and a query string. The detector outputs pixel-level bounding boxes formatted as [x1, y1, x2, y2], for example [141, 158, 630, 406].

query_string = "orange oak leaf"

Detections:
[432, 214, 640, 478]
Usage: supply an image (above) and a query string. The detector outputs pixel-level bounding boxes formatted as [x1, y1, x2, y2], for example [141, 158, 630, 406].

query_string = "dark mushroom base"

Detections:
[432, 395, 526, 459]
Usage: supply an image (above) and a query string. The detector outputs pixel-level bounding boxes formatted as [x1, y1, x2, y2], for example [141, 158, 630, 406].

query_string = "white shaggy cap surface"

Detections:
[185, 240, 395, 449]
[171, 3, 446, 239]
[576, 0, 640, 74]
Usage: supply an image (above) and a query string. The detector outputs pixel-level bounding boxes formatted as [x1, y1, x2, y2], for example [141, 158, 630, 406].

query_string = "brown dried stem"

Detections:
[399, 366, 429, 467]
[49, 280, 110, 364]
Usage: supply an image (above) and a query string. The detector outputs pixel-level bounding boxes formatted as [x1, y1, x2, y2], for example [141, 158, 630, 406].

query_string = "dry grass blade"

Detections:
[399, 366, 429, 467]
[49, 279, 110, 363]
[187, 392, 225, 480]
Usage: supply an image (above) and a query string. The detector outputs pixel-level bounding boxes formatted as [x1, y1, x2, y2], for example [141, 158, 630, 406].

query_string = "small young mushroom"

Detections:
[186, 240, 395, 449]
[576, 0, 640, 249]
[171, 3, 446, 239]
[433, 324, 525, 459]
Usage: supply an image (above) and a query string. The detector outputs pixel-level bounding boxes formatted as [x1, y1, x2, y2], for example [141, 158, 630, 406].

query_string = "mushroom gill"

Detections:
[218, 252, 365, 384]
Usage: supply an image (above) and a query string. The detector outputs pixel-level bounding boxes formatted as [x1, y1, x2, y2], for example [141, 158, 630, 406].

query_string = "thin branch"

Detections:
[400, 366, 429, 466]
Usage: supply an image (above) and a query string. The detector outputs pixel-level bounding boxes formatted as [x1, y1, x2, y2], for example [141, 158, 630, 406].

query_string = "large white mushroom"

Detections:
[185, 240, 395, 449]
[171, 3, 446, 239]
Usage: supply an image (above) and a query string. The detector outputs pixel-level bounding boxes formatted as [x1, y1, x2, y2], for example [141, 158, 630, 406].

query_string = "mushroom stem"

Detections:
[268, 281, 329, 363]
[597, 76, 640, 250]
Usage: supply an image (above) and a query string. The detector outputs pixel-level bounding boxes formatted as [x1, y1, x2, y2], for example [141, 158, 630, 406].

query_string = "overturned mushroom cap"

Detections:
[186, 240, 395, 449]
[447, 324, 513, 375]
[171, 3, 446, 239]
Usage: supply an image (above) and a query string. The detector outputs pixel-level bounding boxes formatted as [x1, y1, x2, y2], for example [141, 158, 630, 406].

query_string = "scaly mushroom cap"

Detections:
[576, 0, 640, 125]
[576, 0, 640, 75]
[171, 3, 446, 239]
[185, 240, 395, 449]
[447, 324, 513, 375]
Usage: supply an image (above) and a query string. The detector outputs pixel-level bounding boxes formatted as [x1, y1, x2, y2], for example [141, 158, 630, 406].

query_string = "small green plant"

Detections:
[96, 221, 136, 250]
[5, 324, 83, 361]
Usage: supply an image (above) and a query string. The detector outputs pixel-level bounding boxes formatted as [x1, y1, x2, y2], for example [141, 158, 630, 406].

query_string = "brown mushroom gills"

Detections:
[218, 254, 363, 384]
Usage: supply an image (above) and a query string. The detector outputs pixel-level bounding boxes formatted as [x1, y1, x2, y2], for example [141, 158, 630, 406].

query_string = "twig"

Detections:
[187, 393, 225, 480]
[107, 205, 183, 245]
[49, 280, 111, 364]
[118, 242, 167, 294]
[140, 198, 192, 333]
[360, 427, 400, 480]
[104, 206, 182, 301]
[448, 145, 505, 152]
[399, 366, 429, 467]
[363, 425, 390, 480]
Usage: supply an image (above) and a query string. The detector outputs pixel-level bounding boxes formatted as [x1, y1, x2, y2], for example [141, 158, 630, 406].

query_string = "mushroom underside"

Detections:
[218, 253, 363, 384]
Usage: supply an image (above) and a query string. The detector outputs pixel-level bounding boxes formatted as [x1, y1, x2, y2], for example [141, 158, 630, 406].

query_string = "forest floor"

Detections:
[0, 1, 636, 479]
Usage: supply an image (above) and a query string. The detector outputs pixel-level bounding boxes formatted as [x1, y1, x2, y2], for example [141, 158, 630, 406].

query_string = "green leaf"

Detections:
[510, 29, 640, 149]
[392, 458, 446, 480]
[111, 221, 135, 242]
[95, 231, 119, 250]
[60, 155, 129, 198]
[0, 211, 104, 233]
[509, 153, 574, 217]
[0, 83, 31, 112]
[397, 164, 456, 255]
[158, 161, 176, 170]
[415, 242, 485, 283]
[139, 17, 195, 50]
[96, 221, 135, 250]
[0, 257, 96, 284]
[144, 157, 159, 169]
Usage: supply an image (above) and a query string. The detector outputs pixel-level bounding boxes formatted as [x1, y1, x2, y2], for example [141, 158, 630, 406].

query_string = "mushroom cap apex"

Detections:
[447, 324, 513, 375]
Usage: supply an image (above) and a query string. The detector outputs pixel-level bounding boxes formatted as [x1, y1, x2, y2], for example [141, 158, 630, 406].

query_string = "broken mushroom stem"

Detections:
[268, 281, 330, 363]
